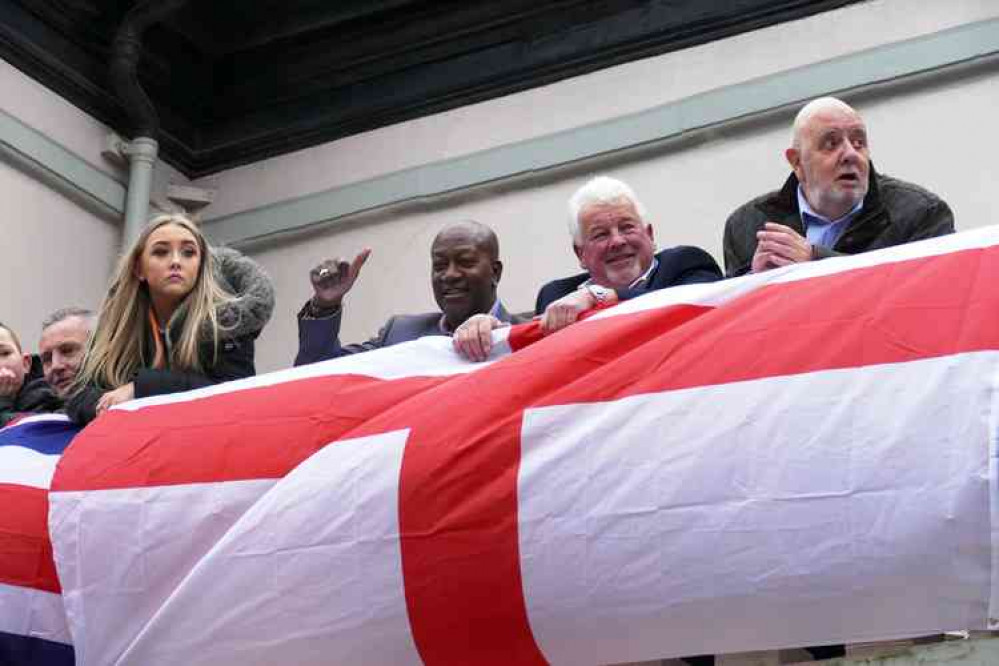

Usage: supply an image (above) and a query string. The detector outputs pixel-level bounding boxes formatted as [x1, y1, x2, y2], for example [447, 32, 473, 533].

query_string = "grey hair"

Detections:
[567, 176, 649, 244]
[790, 97, 860, 149]
[41, 307, 95, 333]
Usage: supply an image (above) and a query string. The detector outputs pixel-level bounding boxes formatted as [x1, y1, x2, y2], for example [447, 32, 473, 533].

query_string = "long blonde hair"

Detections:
[77, 214, 233, 390]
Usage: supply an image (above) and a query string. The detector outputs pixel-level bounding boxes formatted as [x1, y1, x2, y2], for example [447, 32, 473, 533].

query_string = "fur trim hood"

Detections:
[212, 247, 275, 339]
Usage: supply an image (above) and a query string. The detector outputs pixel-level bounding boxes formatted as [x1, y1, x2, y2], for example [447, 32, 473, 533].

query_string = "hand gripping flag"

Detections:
[0, 414, 78, 666]
[49, 227, 999, 665]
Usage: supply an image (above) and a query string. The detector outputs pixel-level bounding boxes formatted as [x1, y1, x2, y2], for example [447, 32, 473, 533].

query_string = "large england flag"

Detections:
[48, 227, 999, 665]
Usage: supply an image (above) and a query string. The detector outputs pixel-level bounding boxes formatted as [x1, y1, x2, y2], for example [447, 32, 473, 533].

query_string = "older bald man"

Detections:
[723, 96, 954, 277]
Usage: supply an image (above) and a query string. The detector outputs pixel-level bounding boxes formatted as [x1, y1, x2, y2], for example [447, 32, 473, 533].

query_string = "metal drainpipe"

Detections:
[110, 0, 189, 246]
[121, 137, 158, 244]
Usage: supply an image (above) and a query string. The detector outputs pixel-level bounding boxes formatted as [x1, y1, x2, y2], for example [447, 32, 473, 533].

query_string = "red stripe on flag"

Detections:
[525, 246, 999, 406]
[52, 374, 445, 491]
[0, 484, 59, 593]
[392, 378, 553, 665]
[506, 302, 638, 352]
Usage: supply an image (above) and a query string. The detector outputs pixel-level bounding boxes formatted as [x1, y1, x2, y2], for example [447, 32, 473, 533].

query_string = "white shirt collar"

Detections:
[581, 256, 658, 290]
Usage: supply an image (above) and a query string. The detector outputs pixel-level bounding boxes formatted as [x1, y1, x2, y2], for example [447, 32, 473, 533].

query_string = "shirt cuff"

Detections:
[299, 299, 342, 320]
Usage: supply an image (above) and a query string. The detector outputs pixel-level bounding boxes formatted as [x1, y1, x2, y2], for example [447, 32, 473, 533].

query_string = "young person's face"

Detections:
[0, 327, 29, 398]
[135, 224, 202, 307]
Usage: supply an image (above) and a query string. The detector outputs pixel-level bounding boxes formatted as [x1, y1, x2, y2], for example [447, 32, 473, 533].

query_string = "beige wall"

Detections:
[194, 0, 999, 372]
[1, 157, 119, 351]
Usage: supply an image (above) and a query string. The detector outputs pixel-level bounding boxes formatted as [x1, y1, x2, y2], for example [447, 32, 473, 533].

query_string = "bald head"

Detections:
[791, 97, 863, 150]
[430, 220, 503, 330]
[432, 220, 499, 262]
[786, 96, 871, 220]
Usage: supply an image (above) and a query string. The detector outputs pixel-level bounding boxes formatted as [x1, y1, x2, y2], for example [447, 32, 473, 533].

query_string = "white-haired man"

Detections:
[454, 176, 721, 361]
[723, 96, 954, 277]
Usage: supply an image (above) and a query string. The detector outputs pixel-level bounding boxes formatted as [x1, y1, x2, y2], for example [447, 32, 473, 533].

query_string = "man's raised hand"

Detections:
[309, 249, 372, 311]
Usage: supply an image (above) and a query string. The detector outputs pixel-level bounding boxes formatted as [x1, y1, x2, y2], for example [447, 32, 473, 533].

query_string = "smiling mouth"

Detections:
[605, 254, 635, 266]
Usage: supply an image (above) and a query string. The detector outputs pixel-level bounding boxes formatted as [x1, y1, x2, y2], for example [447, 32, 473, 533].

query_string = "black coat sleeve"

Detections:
[723, 205, 761, 278]
[534, 284, 558, 316]
[1, 378, 62, 426]
[534, 275, 587, 316]
[901, 197, 955, 243]
[0, 394, 14, 427]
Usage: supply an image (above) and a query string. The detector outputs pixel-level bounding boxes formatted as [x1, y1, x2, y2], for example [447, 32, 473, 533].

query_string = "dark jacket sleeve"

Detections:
[65, 384, 104, 426]
[900, 197, 955, 243]
[295, 304, 346, 365]
[534, 284, 558, 316]
[295, 303, 390, 366]
[0, 394, 17, 427]
[134, 335, 256, 398]
[1, 378, 62, 426]
[0, 394, 15, 427]
[534, 276, 586, 316]
[723, 205, 761, 278]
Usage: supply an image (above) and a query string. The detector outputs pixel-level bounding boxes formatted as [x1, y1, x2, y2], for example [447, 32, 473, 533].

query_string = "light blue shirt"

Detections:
[797, 186, 863, 250]
[439, 300, 502, 334]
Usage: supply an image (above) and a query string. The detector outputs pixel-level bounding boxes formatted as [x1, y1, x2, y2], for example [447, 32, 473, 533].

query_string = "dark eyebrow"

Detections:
[150, 239, 198, 249]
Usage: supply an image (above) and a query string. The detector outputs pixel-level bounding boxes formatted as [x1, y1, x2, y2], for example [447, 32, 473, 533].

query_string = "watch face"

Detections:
[589, 285, 609, 303]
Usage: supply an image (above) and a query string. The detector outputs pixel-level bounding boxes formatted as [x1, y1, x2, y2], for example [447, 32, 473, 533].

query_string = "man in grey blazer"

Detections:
[295, 220, 520, 365]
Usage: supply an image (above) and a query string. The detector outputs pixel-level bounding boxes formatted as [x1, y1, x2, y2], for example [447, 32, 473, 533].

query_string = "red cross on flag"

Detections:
[49, 227, 999, 665]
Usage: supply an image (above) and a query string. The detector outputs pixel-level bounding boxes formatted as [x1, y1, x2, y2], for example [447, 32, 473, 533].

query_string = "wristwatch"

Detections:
[585, 284, 615, 306]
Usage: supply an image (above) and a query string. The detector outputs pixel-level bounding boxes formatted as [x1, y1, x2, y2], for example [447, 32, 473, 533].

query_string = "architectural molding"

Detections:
[0, 0, 860, 177]
[202, 17, 999, 247]
[0, 108, 124, 221]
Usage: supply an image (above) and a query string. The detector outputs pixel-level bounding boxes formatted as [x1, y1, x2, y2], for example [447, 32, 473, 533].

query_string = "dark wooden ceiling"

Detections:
[0, 0, 858, 178]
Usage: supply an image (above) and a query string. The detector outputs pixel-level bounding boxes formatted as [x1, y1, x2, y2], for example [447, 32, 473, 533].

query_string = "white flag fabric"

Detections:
[48, 227, 999, 665]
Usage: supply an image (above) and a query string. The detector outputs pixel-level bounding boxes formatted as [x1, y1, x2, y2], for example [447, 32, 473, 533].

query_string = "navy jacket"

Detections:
[534, 246, 722, 315]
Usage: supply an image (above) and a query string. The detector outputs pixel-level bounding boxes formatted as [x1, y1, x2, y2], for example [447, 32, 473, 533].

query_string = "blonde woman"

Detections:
[67, 214, 274, 425]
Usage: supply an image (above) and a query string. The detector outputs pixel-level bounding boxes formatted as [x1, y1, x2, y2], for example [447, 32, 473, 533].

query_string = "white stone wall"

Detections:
[1, 157, 119, 347]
